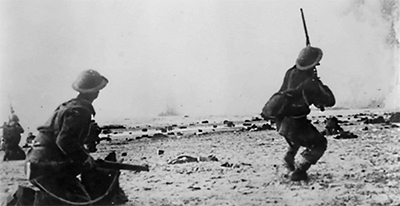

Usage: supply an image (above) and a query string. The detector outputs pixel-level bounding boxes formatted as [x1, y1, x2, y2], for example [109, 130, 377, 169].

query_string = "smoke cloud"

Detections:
[337, 0, 399, 109]
[0, 0, 398, 133]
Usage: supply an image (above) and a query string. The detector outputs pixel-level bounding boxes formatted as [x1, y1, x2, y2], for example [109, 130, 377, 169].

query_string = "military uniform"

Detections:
[26, 98, 97, 204]
[3, 115, 26, 161]
[262, 46, 335, 181]
[23, 69, 116, 205]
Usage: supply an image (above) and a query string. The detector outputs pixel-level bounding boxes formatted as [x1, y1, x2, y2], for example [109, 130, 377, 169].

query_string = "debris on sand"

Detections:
[363, 116, 386, 124]
[221, 162, 252, 168]
[150, 133, 168, 139]
[322, 116, 358, 139]
[101, 124, 126, 130]
[333, 131, 358, 139]
[223, 120, 235, 127]
[167, 155, 218, 164]
[242, 123, 274, 132]
[389, 112, 400, 123]
[322, 116, 344, 135]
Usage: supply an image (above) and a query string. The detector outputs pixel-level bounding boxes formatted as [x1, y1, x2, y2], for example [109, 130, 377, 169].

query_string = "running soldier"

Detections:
[262, 45, 335, 181]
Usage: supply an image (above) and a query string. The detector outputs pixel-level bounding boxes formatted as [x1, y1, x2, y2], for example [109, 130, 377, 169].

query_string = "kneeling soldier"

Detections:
[24, 69, 128, 205]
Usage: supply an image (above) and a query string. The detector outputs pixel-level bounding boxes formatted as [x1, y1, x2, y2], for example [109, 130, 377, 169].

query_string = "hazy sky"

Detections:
[0, 0, 399, 132]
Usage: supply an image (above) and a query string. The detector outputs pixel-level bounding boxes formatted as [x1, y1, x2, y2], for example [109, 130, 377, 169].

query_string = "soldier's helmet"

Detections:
[9, 114, 19, 122]
[72, 69, 108, 93]
[296, 46, 323, 70]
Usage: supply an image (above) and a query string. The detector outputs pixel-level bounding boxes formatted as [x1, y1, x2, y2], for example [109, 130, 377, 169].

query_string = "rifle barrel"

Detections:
[27, 160, 149, 180]
[96, 159, 149, 172]
[300, 8, 311, 46]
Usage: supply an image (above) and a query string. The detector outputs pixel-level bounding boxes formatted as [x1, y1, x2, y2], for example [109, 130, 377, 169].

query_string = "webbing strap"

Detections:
[31, 171, 119, 205]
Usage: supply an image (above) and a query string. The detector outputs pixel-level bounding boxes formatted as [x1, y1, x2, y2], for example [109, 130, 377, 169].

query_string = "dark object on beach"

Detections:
[260, 123, 273, 130]
[152, 133, 168, 138]
[322, 116, 344, 135]
[201, 120, 209, 124]
[363, 116, 386, 124]
[225, 121, 235, 127]
[243, 122, 252, 126]
[101, 129, 112, 134]
[221, 162, 233, 167]
[389, 112, 400, 123]
[333, 131, 358, 139]
[157, 150, 165, 155]
[101, 124, 126, 130]
[167, 155, 218, 164]
[251, 116, 262, 121]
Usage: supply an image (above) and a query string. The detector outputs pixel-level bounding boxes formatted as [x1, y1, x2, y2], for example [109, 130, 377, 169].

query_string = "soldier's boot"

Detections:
[283, 144, 299, 172]
[283, 153, 295, 172]
[290, 162, 311, 181]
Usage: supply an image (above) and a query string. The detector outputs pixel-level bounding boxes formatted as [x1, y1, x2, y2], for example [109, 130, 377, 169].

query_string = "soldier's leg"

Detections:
[81, 152, 128, 205]
[300, 133, 327, 165]
[283, 137, 300, 172]
[291, 125, 327, 181]
[31, 175, 91, 205]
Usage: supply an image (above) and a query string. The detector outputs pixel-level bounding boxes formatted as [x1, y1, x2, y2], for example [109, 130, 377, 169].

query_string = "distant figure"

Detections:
[2, 114, 26, 161]
[262, 46, 335, 181]
[23, 132, 36, 148]
[323, 116, 343, 135]
[323, 116, 358, 139]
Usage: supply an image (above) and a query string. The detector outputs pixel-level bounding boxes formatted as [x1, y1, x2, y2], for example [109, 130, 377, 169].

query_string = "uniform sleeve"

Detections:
[55, 107, 92, 165]
[16, 123, 24, 134]
[315, 84, 336, 107]
[278, 70, 290, 92]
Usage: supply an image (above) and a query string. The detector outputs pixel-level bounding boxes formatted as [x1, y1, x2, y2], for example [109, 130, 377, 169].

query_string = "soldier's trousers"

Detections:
[21, 151, 128, 205]
[3, 145, 26, 161]
[277, 117, 327, 169]
[30, 174, 92, 205]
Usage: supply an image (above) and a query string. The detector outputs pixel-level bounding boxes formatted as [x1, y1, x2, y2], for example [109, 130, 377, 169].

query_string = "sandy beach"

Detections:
[1, 109, 400, 206]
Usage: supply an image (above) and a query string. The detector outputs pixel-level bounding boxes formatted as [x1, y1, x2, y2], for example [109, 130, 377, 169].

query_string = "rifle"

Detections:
[299, 8, 327, 111]
[7, 94, 15, 115]
[300, 8, 310, 46]
[26, 159, 149, 180]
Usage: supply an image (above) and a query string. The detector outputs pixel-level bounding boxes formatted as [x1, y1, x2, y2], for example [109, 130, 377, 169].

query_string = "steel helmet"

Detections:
[72, 69, 108, 93]
[295, 46, 323, 70]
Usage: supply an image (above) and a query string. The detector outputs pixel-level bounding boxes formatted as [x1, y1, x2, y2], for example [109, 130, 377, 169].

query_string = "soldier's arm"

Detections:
[315, 81, 335, 107]
[55, 108, 92, 165]
[16, 123, 24, 134]
[278, 69, 291, 93]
